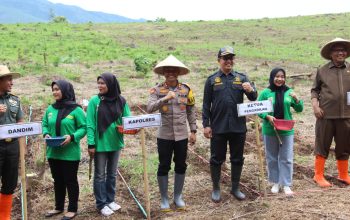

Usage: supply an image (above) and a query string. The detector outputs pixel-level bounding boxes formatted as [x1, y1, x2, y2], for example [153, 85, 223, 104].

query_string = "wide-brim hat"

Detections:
[153, 55, 190, 75]
[0, 65, 20, 79]
[320, 37, 350, 60]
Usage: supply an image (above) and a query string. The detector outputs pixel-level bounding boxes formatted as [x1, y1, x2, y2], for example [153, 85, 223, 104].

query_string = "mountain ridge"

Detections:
[0, 0, 145, 23]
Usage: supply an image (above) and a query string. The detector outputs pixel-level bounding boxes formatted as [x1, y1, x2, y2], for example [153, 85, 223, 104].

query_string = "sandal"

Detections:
[45, 210, 63, 218]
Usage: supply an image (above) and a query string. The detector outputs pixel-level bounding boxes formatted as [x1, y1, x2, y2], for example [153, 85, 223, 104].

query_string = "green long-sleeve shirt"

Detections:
[42, 106, 87, 161]
[258, 88, 303, 136]
[86, 95, 131, 152]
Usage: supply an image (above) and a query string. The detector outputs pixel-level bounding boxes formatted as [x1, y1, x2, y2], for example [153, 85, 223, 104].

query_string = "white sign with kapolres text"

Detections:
[122, 113, 162, 130]
[0, 122, 42, 139]
[237, 100, 273, 117]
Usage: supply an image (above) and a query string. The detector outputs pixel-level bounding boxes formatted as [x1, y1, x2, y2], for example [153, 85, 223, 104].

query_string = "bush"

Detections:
[134, 56, 153, 75]
[51, 16, 68, 24]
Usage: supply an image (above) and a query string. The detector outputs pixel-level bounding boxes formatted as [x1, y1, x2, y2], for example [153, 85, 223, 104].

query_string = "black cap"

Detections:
[218, 46, 235, 58]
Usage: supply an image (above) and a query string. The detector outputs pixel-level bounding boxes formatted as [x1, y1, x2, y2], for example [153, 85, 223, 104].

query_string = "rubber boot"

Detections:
[0, 193, 13, 220]
[157, 176, 171, 212]
[210, 165, 221, 202]
[337, 160, 350, 184]
[230, 165, 246, 200]
[313, 155, 331, 187]
[174, 173, 186, 210]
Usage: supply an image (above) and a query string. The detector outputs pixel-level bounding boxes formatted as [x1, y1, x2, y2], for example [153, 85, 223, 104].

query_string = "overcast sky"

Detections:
[48, 0, 350, 21]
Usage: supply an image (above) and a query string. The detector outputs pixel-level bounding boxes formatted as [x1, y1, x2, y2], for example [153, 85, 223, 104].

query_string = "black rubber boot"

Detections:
[230, 165, 246, 200]
[210, 165, 221, 202]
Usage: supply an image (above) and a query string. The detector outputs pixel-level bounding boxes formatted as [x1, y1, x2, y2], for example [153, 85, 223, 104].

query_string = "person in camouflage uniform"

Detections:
[0, 65, 24, 220]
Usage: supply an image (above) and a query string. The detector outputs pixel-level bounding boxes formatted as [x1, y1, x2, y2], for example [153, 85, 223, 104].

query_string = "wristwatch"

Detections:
[191, 130, 197, 134]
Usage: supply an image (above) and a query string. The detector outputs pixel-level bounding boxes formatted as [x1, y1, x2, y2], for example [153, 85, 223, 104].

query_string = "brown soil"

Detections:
[9, 58, 350, 220]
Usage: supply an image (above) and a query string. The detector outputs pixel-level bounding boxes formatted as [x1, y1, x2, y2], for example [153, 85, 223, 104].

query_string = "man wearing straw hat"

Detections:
[202, 46, 257, 202]
[311, 38, 350, 187]
[0, 65, 24, 220]
[147, 55, 197, 211]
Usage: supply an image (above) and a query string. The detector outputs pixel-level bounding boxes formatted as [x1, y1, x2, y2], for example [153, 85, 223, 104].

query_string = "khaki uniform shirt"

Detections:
[147, 82, 197, 141]
[0, 93, 24, 125]
[311, 61, 350, 118]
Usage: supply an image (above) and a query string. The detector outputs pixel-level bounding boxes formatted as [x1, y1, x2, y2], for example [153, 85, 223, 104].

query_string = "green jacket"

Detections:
[258, 88, 303, 136]
[86, 95, 131, 152]
[42, 106, 87, 161]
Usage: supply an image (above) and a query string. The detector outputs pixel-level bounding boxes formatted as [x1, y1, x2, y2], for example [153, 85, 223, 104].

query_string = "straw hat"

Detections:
[0, 65, 20, 79]
[320, 37, 350, 60]
[153, 55, 190, 75]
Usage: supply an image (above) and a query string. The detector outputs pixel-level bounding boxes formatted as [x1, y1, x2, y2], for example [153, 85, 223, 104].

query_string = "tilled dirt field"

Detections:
[12, 115, 350, 220]
[9, 59, 350, 220]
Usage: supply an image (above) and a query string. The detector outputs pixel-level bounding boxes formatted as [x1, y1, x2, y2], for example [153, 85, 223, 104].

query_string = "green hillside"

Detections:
[1, 12, 350, 107]
[2, 13, 350, 67]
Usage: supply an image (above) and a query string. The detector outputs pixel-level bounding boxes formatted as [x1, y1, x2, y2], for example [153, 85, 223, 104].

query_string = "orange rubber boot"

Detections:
[0, 193, 13, 220]
[313, 155, 331, 187]
[337, 160, 350, 184]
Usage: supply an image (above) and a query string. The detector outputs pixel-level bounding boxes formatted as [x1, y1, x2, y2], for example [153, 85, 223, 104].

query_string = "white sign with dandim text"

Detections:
[237, 100, 273, 117]
[122, 113, 162, 130]
[0, 122, 42, 139]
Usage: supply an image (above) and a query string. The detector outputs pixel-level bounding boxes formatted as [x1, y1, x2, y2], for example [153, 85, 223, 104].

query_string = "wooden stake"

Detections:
[254, 115, 267, 197]
[140, 128, 151, 220]
[19, 137, 28, 220]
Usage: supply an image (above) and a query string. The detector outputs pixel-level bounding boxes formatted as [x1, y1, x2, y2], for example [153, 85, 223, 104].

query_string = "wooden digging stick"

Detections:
[19, 137, 28, 220]
[254, 115, 267, 197]
[140, 128, 151, 220]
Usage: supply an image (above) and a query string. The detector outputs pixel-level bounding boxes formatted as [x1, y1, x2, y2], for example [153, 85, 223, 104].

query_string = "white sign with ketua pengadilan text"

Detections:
[237, 100, 273, 117]
[0, 122, 42, 139]
[122, 113, 162, 130]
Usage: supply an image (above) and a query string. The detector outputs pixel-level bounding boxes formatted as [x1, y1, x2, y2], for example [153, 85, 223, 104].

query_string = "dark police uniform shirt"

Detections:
[0, 93, 24, 125]
[202, 70, 257, 134]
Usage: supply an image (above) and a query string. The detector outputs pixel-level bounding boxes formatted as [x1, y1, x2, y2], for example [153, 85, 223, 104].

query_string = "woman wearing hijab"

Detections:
[86, 73, 131, 217]
[42, 80, 87, 220]
[258, 68, 303, 196]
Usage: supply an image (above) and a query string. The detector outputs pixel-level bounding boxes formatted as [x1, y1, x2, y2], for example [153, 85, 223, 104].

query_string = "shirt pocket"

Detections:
[232, 83, 243, 90]
[213, 84, 225, 91]
[10, 106, 18, 119]
[160, 103, 171, 114]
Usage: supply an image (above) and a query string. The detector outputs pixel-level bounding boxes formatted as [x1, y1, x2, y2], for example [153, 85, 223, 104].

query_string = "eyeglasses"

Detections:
[221, 56, 234, 61]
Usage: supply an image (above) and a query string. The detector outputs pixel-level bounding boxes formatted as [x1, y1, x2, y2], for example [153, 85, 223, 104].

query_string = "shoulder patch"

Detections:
[187, 88, 195, 106]
[235, 71, 246, 76]
[208, 71, 220, 79]
[9, 94, 19, 99]
[182, 83, 191, 90]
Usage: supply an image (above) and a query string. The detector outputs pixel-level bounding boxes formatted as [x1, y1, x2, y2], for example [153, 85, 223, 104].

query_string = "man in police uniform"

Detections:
[202, 46, 257, 202]
[147, 55, 196, 211]
[0, 65, 24, 220]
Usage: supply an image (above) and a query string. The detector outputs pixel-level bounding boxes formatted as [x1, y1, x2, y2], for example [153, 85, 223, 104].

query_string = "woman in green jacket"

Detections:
[86, 73, 131, 217]
[258, 68, 303, 196]
[42, 80, 86, 220]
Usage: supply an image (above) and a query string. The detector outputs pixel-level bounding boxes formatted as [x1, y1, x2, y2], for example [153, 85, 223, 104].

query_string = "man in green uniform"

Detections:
[0, 65, 24, 220]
